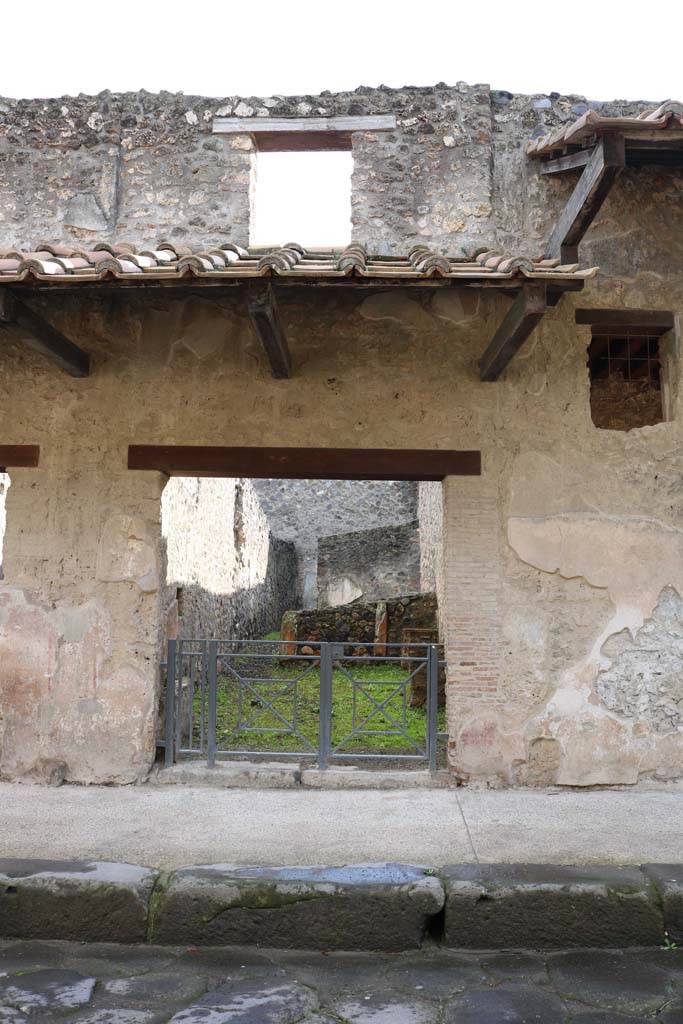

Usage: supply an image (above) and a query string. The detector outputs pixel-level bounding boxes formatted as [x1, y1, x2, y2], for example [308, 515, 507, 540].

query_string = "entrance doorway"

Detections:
[131, 445, 480, 772]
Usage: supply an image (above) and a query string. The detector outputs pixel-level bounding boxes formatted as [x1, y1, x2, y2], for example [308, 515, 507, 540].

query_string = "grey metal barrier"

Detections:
[162, 638, 446, 771]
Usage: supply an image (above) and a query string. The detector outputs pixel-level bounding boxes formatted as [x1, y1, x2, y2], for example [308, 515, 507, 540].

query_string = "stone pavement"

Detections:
[0, 939, 681, 1023]
[1, 781, 682, 869]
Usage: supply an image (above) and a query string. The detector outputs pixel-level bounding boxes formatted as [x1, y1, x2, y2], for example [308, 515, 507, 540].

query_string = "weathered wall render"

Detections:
[0, 85, 680, 786]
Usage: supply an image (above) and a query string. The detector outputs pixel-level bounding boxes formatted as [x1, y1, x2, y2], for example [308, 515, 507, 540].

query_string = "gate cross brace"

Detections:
[246, 283, 291, 379]
[0, 289, 90, 377]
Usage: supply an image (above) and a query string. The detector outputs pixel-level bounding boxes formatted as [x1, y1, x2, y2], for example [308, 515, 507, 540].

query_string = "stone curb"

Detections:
[441, 864, 667, 949]
[0, 859, 158, 943]
[1, 859, 680, 950]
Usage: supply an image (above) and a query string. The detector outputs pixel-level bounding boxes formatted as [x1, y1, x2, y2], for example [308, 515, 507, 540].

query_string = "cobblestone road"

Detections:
[0, 940, 682, 1022]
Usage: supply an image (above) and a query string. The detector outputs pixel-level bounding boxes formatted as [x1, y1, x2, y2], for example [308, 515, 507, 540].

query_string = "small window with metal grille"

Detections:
[587, 331, 664, 430]
[578, 309, 676, 431]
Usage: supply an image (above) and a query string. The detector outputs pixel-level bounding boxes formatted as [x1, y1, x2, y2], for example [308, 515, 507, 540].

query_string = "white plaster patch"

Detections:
[358, 292, 433, 330]
[96, 515, 158, 590]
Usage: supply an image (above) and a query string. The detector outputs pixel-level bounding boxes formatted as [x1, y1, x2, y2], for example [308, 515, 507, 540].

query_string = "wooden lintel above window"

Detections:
[213, 114, 396, 151]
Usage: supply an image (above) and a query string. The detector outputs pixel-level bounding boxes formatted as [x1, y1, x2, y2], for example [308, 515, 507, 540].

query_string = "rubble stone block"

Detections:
[0, 860, 158, 943]
[441, 864, 665, 948]
[642, 864, 683, 943]
[151, 863, 445, 950]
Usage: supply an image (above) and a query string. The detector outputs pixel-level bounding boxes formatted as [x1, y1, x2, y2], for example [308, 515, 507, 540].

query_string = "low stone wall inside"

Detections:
[281, 592, 438, 649]
[317, 520, 420, 608]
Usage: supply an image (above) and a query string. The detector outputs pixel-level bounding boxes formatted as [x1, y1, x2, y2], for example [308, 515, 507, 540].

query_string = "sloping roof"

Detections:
[0, 242, 596, 285]
[527, 100, 683, 157]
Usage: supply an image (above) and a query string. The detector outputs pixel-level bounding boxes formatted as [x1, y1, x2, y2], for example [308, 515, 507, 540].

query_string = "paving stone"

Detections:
[383, 955, 487, 999]
[0, 860, 158, 943]
[67, 1013, 157, 1024]
[658, 999, 683, 1023]
[101, 971, 209, 1005]
[441, 864, 665, 948]
[479, 952, 548, 985]
[0, 941, 67, 975]
[331, 994, 439, 1022]
[168, 980, 317, 1023]
[0, 1009, 28, 1023]
[444, 984, 566, 1023]
[152, 864, 444, 950]
[643, 865, 683, 943]
[0, 968, 96, 1014]
[566, 1012, 641, 1022]
[547, 950, 675, 1014]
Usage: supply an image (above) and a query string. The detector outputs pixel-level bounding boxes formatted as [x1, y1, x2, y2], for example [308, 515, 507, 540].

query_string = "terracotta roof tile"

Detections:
[0, 242, 597, 285]
[527, 100, 683, 157]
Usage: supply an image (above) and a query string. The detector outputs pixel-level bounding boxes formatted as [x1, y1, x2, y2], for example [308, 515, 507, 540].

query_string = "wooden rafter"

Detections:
[128, 446, 481, 481]
[479, 284, 548, 381]
[0, 290, 90, 377]
[246, 284, 292, 379]
[0, 445, 40, 470]
[545, 135, 626, 263]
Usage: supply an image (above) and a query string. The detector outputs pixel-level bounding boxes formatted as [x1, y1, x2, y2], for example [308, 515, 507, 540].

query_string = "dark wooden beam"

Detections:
[246, 284, 292, 379]
[0, 290, 90, 377]
[540, 148, 593, 175]
[128, 445, 481, 481]
[479, 284, 548, 382]
[576, 307, 675, 333]
[0, 445, 40, 471]
[256, 131, 352, 152]
[545, 134, 626, 262]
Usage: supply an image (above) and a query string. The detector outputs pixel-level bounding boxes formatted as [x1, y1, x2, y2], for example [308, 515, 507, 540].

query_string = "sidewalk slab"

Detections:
[0, 859, 158, 943]
[441, 864, 665, 949]
[643, 864, 683, 943]
[151, 863, 445, 950]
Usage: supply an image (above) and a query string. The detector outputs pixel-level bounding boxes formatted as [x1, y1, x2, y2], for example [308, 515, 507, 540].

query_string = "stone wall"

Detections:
[317, 520, 420, 607]
[252, 480, 417, 608]
[162, 477, 297, 640]
[282, 593, 438, 648]
[0, 83, 681, 787]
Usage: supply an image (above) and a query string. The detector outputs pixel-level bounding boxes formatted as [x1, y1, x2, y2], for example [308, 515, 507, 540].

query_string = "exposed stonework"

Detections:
[161, 477, 297, 640]
[282, 593, 438, 649]
[317, 520, 420, 608]
[0, 83, 681, 786]
[597, 586, 683, 733]
[251, 480, 417, 607]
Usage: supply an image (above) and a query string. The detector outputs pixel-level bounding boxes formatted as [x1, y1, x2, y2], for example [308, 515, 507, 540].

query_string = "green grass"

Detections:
[190, 649, 445, 757]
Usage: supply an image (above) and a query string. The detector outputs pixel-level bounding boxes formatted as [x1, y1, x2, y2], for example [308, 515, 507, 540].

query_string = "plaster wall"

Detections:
[161, 477, 297, 640]
[0, 84, 681, 785]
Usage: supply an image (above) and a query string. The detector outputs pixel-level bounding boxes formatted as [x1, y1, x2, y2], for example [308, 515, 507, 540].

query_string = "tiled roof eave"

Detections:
[0, 242, 597, 285]
[527, 99, 683, 157]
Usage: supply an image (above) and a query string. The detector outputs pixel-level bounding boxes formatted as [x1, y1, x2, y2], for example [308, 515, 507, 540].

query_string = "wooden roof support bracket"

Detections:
[479, 283, 549, 381]
[246, 283, 291, 379]
[0, 289, 90, 377]
[545, 134, 625, 263]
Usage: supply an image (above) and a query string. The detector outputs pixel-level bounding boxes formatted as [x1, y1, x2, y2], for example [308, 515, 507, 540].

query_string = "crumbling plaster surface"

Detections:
[0, 84, 681, 785]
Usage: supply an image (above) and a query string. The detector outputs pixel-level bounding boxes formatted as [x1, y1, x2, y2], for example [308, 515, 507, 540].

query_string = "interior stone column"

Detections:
[0, 454, 168, 784]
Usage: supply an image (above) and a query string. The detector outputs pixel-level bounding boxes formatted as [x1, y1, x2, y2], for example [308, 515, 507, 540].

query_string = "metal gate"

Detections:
[162, 638, 444, 771]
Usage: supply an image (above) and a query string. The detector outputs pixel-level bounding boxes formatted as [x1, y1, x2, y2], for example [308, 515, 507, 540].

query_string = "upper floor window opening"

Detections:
[249, 149, 353, 248]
